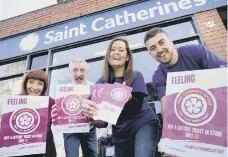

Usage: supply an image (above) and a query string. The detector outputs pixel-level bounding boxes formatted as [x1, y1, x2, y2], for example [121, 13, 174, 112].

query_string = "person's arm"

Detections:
[160, 96, 166, 118]
[120, 92, 145, 117]
[152, 69, 166, 118]
[191, 45, 227, 68]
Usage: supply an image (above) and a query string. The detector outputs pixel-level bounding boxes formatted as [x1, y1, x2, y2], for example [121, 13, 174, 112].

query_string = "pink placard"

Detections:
[54, 84, 90, 133]
[161, 69, 227, 157]
[0, 95, 49, 157]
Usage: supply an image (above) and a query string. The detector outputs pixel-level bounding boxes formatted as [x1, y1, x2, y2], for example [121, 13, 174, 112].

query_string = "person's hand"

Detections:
[90, 119, 108, 128]
[158, 139, 178, 157]
[51, 104, 57, 124]
[128, 93, 132, 101]
[122, 81, 132, 101]
[82, 99, 99, 118]
[220, 65, 226, 68]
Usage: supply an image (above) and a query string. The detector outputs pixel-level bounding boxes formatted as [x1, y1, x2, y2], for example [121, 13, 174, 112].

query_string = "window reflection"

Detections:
[0, 77, 22, 112]
[0, 60, 26, 77]
[132, 51, 159, 83]
[88, 60, 104, 83]
[175, 40, 199, 48]
[31, 55, 48, 69]
[163, 22, 196, 41]
[126, 21, 196, 50]
[52, 41, 109, 65]
[49, 67, 70, 98]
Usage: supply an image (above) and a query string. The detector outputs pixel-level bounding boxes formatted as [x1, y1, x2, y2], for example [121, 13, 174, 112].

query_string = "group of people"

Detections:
[8, 27, 227, 157]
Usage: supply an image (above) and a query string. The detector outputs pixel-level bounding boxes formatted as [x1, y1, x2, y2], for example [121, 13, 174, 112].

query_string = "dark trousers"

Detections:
[114, 121, 160, 157]
[63, 127, 98, 157]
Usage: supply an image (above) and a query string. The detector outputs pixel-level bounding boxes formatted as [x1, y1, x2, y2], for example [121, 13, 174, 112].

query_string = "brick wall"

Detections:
[194, 9, 227, 60]
[0, 0, 129, 38]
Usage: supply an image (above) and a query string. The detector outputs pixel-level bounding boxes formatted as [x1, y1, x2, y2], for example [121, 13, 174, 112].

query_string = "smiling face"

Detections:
[26, 79, 44, 96]
[70, 62, 88, 84]
[146, 33, 175, 65]
[108, 40, 129, 69]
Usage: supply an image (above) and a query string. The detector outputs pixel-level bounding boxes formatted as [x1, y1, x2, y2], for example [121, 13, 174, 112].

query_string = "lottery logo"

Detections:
[111, 88, 127, 101]
[10, 108, 40, 134]
[62, 95, 83, 115]
[174, 88, 217, 127]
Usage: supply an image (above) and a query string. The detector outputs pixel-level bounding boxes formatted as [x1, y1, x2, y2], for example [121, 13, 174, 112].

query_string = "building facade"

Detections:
[0, 0, 227, 156]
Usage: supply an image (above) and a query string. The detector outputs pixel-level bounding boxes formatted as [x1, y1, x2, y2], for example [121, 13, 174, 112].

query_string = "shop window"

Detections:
[49, 67, 69, 98]
[87, 60, 104, 83]
[217, 6, 227, 30]
[0, 77, 23, 112]
[162, 21, 196, 41]
[132, 51, 159, 83]
[31, 55, 48, 69]
[52, 41, 109, 65]
[174, 40, 199, 48]
[0, 60, 26, 78]
[126, 21, 196, 50]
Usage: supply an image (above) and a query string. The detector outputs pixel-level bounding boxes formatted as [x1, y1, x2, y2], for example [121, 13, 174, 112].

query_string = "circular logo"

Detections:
[111, 88, 127, 101]
[19, 33, 39, 52]
[174, 88, 217, 127]
[10, 108, 40, 134]
[62, 95, 83, 115]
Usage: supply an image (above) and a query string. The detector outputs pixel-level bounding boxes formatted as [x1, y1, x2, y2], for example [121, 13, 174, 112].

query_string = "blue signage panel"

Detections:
[0, 0, 226, 60]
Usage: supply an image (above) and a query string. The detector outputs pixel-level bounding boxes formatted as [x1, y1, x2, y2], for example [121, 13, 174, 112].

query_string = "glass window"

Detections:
[174, 40, 199, 48]
[163, 22, 196, 41]
[52, 41, 110, 65]
[132, 51, 159, 83]
[49, 67, 70, 98]
[0, 77, 23, 112]
[126, 21, 196, 50]
[217, 6, 227, 30]
[0, 60, 26, 77]
[88, 60, 104, 83]
[31, 55, 48, 69]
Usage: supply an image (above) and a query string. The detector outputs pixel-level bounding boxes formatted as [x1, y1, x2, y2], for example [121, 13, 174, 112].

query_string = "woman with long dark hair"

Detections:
[84, 37, 160, 157]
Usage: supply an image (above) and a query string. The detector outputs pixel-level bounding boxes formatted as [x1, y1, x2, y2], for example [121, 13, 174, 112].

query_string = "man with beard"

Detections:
[144, 28, 227, 156]
[64, 58, 98, 157]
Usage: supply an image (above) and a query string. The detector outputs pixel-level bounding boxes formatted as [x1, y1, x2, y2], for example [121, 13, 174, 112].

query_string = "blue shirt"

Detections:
[153, 44, 227, 100]
[96, 71, 158, 142]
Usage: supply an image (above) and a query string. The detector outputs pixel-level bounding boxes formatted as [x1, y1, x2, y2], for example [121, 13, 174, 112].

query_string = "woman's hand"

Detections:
[82, 99, 99, 118]
[90, 119, 108, 128]
[51, 104, 57, 124]
[128, 93, 132, 101]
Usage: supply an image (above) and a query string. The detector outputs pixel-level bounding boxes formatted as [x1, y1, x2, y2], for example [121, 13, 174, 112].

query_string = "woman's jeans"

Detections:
[114, 121, 160, 157]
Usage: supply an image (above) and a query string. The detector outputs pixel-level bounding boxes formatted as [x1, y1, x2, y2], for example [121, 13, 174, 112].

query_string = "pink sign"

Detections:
[0, 95, 49, 157]
[91, 83, 132, 124]
[54, 84, 90, 133]
[161, 68, 227, 157]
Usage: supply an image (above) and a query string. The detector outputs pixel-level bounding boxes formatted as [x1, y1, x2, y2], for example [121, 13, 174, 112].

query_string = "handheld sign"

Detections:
[0, 95, 49, 157]
[161, 68, 227, 157]
[55, 83, 90, 133]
